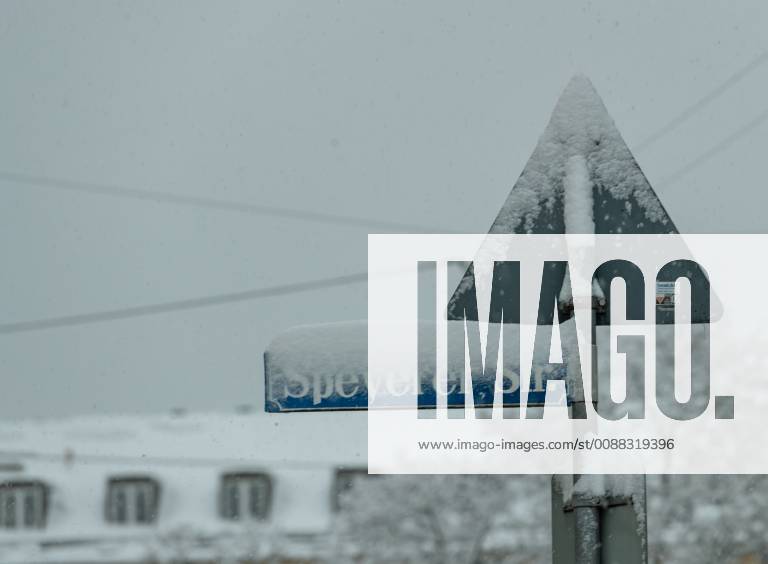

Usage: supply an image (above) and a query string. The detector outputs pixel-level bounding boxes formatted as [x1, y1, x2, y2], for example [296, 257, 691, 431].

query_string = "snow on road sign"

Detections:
[264, 320, 565, 412]
[448, 74, 718, 325]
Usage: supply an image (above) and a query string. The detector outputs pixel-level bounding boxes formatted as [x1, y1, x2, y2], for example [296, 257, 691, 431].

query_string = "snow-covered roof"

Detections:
[0, 410, 366, 563]
[0, 410, 364, 465]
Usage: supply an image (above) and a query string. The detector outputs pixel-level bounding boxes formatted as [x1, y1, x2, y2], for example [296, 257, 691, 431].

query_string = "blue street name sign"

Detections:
[263, 327, 566, 413]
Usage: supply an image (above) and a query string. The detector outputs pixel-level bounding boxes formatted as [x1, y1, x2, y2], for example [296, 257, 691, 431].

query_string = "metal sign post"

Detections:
[551, 302, 647, 564]
[444, 75, 680, 563]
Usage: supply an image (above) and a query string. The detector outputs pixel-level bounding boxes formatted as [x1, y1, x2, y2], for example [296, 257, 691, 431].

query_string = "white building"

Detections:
[0, 409, 367, 563]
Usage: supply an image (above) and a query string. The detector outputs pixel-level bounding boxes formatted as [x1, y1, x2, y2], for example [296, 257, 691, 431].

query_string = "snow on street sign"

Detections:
[264, 321, 564, 412]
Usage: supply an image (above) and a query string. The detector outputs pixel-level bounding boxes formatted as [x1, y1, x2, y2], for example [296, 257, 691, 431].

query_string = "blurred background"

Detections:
[0, 1, 766, 562]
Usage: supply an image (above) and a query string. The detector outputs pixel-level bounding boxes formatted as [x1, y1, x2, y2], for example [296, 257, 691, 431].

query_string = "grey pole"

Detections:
[572, 305, 601, 564]
[574, 501, 601, 564]
[553, 302, 647, 564]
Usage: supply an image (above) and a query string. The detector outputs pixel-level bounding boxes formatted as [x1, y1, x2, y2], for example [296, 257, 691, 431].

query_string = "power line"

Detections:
[2, 53, 765, 233]
[3, 109, 766, 335]
[1, 62, 765, 334]
[0, 271, 368, 335]
[0, 170, 453, 233]
[635, 51, 768, 151]
[657, 107, 768, 189]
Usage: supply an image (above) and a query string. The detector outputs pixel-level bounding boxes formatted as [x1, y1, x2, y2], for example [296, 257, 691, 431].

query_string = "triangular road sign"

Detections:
[449, 75, 718, 324]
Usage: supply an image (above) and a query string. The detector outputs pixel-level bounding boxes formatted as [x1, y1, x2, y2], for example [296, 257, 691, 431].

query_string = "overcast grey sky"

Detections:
[0, 1, 766, 418]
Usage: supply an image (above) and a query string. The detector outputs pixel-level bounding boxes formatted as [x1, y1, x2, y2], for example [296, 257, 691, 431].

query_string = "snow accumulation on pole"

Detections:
[558, 153, 606, 305]
[563, 154, 594, 235]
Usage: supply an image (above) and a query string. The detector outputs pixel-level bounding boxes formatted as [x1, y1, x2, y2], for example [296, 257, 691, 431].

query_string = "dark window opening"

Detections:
[0, 481, 48, 529]
[220, 472, 271, 521]
[105, 476, 160, 525]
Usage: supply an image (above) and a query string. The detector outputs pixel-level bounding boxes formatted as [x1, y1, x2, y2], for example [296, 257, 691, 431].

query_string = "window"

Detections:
[332, 468, 370, 511]
[0, 481, 48, 529]
[219, 472, 271, 521]
[105, 476, 160, 524]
